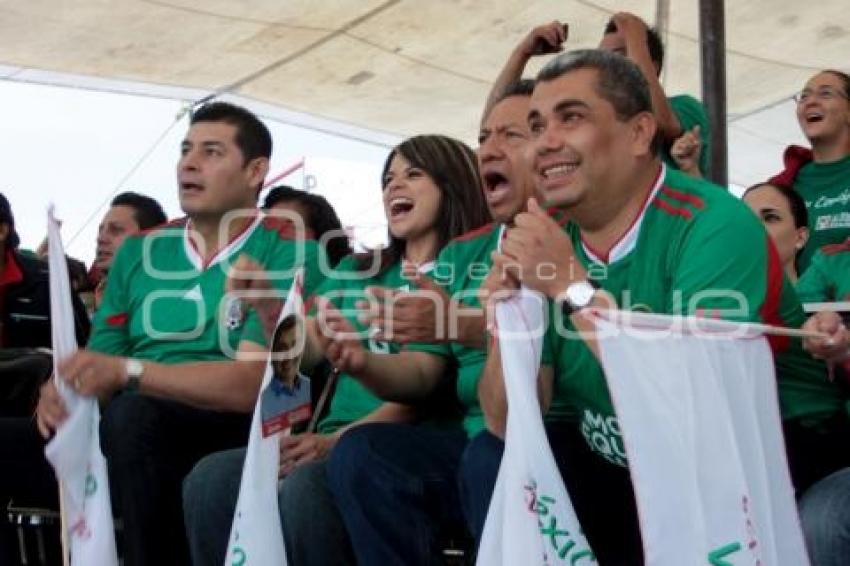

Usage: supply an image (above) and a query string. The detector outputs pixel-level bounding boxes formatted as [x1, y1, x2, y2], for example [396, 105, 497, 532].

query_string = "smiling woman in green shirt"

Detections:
[770, 70, 850, 274]
[182, 134, 491, 566]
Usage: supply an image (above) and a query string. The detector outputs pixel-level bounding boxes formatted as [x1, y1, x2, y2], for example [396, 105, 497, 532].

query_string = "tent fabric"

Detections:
[1, 0, 847, 176]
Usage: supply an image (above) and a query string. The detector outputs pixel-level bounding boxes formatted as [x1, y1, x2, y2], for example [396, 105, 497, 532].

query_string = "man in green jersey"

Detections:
[35, 102, 324, 566]
[471, 50, 841, 564]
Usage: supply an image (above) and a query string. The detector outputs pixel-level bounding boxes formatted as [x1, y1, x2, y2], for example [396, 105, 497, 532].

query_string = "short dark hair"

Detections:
[744, 182, 809, 230]
[110, 192, 167, 230]
[190, 102, 272, 164]
[484, 79, 536, 121]
[604, 18, 665, 72]
[496, 79, 536, 103]
[274, 313, 298, 340]
[0, 193, 20, 249]
[362, 135, 491, 273]
[262, 185, 352, 267]
[538, 50, 652, 120]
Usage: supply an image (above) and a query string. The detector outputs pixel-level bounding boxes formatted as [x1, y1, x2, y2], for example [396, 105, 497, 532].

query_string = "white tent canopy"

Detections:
[1, 0, 848, 194]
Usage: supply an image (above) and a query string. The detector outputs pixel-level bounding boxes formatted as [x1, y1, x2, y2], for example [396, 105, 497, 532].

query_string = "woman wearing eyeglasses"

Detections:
[769, 70, 850, 275]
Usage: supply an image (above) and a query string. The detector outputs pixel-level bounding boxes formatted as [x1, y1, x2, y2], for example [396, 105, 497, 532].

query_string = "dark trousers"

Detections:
[0, 417, 58, 563]
[327, 423, 469, 566]
[99, 393, 249, 566]
[783, 414, 850, 495]
[459, 423, 644, 566]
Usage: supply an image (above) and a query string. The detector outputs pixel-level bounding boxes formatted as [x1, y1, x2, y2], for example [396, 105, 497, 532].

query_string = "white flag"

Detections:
[477, 290, 594, 565]
[225, 270, 305, 566]
[44, 207, 119, 565]
[594, 310, 809, 566]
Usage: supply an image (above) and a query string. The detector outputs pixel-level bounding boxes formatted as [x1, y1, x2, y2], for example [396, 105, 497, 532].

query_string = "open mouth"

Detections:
[180, 182, 204, 193]
[805, 112, 824, 124]
[389, 197, 415, 220]
[483, 171, 511, 197]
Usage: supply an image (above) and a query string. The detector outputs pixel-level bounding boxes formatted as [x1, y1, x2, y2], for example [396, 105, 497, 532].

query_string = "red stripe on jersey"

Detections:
[106, 312, 128, 326]
[453, 222, 497, 242]
[304, 294, 317, 315]
[546, 207, 570, 227]
[660, 186, 705, 210]
[261, 216, 304, 240]
[820, 238, 850, 256]
[582, 239, 610, 264]
[651, 198, 693, 220]
[759, 238, 789, 353]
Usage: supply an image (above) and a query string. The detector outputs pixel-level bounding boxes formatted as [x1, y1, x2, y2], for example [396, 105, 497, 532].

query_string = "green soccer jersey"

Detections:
[545, 166, 842, 467]
[797, 238, 850, 304]
[89, 216, 325, 363]
[795, 156, 850, 273]
[315, 256, 446, 434]
[661, 94, 711, 178]
[432, 217, 576, 437]
[432, 223, 500, 437]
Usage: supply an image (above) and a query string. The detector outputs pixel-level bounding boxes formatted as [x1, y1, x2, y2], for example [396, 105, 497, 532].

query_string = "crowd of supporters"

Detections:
[0, 11, 849, 566]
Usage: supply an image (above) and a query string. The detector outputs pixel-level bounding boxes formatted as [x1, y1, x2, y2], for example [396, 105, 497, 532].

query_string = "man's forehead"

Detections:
[484, 96, 531, 128]
[530, 69, 599, 111]
[103, 205, 136, 225]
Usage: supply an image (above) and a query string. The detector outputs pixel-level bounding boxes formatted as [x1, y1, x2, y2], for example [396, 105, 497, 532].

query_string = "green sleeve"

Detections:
[87, 237, 136, 356]
[796, 252, 833, 304]
[667, 201, 768, 322]
[669, 95, 711, 177]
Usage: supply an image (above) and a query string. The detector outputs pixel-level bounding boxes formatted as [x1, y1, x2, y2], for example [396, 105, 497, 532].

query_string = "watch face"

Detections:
[126, 359, 144, 378]
[567, 281, 596, 308]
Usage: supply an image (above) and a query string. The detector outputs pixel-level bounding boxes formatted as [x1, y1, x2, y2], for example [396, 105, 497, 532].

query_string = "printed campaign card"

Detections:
[260, 313, 311, 437]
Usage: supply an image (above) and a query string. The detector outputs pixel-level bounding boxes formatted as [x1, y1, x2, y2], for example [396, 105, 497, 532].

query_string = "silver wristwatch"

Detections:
[559, 279, 600, 317]
[125, 358, 145, 392]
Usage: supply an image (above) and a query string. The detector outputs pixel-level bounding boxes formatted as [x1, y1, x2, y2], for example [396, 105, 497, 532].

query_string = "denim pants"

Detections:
[458, 423, 643, 566]
[183, 447, 355, 566]
[99, 393, 250, 566]
[799, 467, 850, 566]
[327, 423, 470, 566]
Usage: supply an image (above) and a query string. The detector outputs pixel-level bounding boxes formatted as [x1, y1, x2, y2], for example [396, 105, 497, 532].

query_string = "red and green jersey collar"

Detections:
[182, 212, 262, 270]
[581, 163, 666, 265]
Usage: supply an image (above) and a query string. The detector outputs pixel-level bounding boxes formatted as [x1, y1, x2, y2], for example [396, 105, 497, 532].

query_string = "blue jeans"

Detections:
[327, 423, 469, 565]
[182, 447, 354, 566]
[459, 424, 643, 566]
[799, 467, 850, 566]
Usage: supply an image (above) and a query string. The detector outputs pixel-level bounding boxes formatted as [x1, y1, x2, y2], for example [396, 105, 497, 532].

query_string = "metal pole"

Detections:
[699, 0, 728, 187]
[654, 0, 671, 86]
